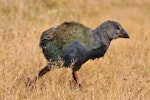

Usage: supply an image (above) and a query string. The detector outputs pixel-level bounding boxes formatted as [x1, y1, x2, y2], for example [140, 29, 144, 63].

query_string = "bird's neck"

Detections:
[87, 27, 112, 60]
[92, 27, 112, 48]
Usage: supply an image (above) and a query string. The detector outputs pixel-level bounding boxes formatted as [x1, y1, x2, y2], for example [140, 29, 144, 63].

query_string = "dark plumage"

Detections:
[38, 20, 129, 87]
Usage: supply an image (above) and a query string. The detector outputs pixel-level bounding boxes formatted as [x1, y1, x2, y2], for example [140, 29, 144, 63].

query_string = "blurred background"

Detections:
[0, 0, 150, 100]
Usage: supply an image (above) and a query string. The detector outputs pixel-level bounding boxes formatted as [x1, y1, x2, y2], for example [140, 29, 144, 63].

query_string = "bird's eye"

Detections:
[116, 26, 120, 30]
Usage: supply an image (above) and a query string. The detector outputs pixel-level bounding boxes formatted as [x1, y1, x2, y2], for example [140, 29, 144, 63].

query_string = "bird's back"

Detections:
[40, 21, 97, 61]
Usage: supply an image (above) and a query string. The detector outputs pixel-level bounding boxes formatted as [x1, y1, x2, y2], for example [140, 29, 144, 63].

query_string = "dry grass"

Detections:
[0, 0, 150, 100]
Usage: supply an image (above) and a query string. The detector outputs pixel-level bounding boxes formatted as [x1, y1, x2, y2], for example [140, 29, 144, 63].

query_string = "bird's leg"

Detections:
[38, 64, 51, 78]
[27, 64, 51, 87]
[72, 70, 83, 88]
[27, 76, 38, 87]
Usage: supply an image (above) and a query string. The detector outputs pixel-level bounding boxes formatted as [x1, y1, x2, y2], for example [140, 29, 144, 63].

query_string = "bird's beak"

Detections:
[123, 32, 129, 38]
[119, 30, 130, 38]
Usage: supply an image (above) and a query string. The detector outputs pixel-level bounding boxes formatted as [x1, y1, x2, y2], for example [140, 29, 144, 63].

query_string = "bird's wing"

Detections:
[63, 41, 89, 66]
[56, 21, 96, 51]
[40, 21, 97, 61]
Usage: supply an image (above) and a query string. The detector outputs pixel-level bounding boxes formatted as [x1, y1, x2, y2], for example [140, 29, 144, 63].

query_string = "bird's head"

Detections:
[102, 20, 129, 40]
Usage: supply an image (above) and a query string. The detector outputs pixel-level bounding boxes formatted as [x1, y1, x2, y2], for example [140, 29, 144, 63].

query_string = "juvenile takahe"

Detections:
[38, 20, 129, 87]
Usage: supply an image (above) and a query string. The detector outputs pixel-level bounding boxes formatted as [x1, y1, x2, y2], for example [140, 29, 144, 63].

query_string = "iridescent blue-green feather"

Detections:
[40, 21, 99, 61]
